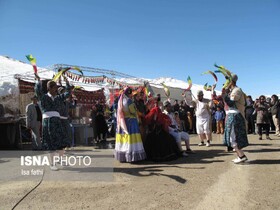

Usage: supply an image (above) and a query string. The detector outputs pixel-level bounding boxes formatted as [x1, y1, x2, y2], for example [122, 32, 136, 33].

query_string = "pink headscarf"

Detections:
[117, 91, 128, 134]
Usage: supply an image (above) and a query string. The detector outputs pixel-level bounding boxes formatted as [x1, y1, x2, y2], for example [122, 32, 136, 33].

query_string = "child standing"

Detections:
[214, 106, 225, 134]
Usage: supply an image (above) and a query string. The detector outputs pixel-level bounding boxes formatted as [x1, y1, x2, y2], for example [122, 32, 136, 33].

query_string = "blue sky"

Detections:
[1, 0, 279, 99]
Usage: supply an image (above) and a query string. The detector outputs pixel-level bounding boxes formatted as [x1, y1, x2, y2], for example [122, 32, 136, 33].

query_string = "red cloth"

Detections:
[145, 107, 171, 132]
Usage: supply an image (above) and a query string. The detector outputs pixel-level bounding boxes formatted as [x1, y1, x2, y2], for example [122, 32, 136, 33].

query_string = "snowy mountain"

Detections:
[0, 55, 214, 99]
[0, 55, 106, 96]
[0, 56, 33, 97]
[109, 75, 215, 100]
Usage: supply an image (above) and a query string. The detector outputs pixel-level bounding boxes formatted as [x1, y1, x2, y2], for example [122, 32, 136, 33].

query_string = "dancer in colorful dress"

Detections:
[114, 87, 146, 162]
[35, 77, 71, 170]
[222, 74, 249, 164]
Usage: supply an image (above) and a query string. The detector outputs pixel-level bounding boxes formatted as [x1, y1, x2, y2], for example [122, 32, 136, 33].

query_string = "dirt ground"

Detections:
[0, 133, 280, 210]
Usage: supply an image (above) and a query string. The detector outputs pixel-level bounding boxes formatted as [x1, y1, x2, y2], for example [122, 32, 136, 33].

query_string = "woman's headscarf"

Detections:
[116, 87, 129, 134]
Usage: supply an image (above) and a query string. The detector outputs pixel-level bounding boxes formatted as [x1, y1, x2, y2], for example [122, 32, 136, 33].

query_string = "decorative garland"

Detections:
[64, 71, 142, 88]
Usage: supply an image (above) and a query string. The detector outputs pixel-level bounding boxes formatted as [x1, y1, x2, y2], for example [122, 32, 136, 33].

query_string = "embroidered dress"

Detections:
[115, 95, 146, 162]
[35, 82, 70, 150]
[223, 89, 248, 149]
[58, 100, 76, 147]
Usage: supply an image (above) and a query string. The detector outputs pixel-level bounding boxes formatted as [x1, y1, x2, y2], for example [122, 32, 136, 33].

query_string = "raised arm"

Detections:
[34, 79, 43, 101]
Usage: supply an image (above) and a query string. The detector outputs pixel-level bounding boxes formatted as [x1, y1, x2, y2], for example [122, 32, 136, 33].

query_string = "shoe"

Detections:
[50, 164, 58, 171]
[266, 136, 272, 140]
[233, 156, 248, 164]
[258, 137, 262, 140]
[206, 142, 211, 147]
[181, 151, 189, 157]
[216, 132, 220, 134]
[198, 142, 204, 146]
[227, 146, 233, 152]
[186, 149, 195, 154]
[233, 148, 236, 152]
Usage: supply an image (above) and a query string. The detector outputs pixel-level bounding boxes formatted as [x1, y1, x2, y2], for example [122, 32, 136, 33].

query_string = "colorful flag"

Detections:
[214, 63, 232, 79]
[186, 76, 192, 90]
[144, 81, 154, 98]
[26, 54, 36, 65]
[52, 67, 83, 82]
[202, 70, 218, 84]
[26, 54, 38, 74]
[161, 82, 170, 98]
[214, 63, 232, 89]
[204, 83, 212, 91]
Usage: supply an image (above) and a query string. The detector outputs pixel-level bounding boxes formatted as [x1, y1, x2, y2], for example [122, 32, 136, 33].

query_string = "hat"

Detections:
[197, 90, 204, 96]
[163, 100, 171, 107]
[231, 74, 238, 82]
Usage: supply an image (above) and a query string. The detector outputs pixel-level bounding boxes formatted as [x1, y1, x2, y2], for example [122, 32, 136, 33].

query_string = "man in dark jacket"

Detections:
[245, 95, 256, 134]
[26, 96, 42, 150]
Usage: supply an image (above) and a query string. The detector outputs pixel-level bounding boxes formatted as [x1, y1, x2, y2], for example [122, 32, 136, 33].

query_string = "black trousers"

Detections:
[257, 123, 270, 136]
